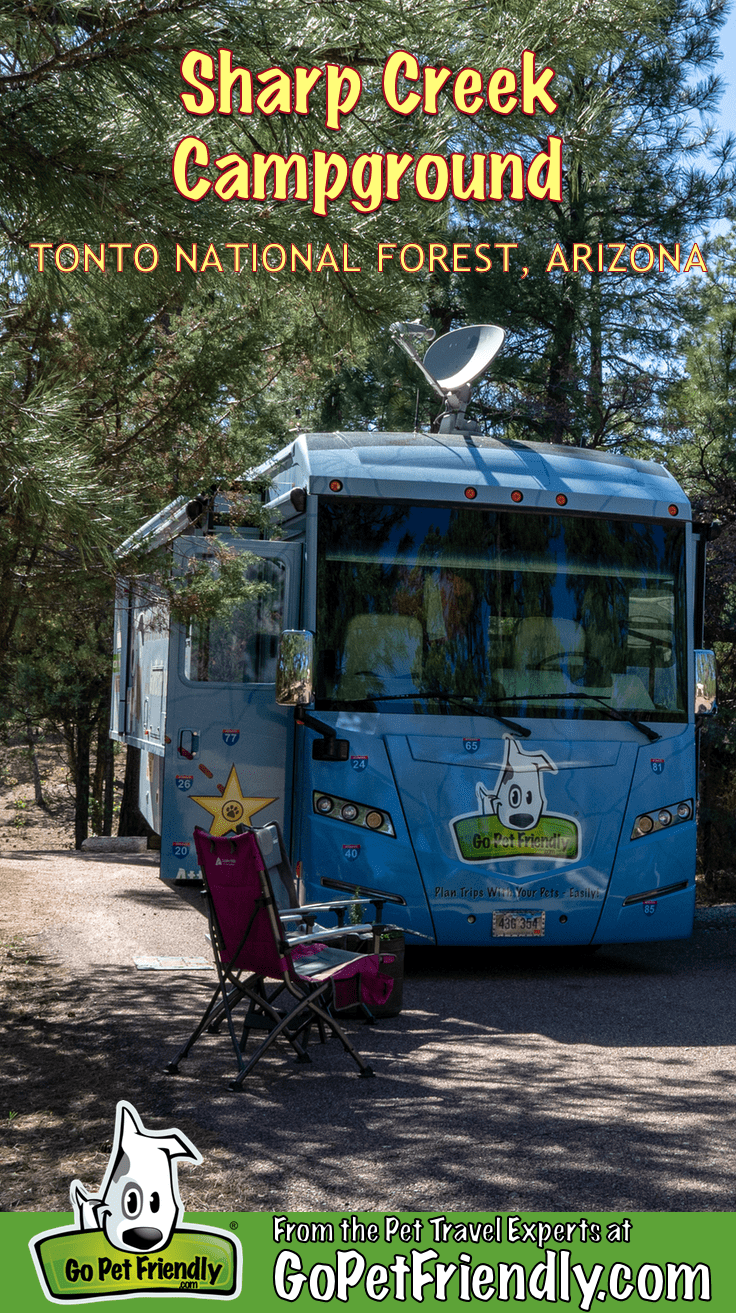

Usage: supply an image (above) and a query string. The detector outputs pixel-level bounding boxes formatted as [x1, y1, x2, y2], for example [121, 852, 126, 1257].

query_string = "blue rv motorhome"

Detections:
[111, 324, 717, 948]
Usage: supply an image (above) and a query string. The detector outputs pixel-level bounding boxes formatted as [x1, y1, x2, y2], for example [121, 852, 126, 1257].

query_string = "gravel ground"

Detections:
[1, 847, 735, 1216]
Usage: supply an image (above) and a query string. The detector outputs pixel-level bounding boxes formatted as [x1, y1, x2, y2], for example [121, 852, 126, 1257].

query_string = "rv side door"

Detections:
[160, 539, 302, 880]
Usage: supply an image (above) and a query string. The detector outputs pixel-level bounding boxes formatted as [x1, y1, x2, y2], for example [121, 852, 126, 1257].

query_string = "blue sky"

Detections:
[688, 6, 735, 233]
[712, 4, 736, 137]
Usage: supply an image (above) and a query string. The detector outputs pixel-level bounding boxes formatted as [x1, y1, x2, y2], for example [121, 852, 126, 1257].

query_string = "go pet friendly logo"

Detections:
[30, 1101, 241, 1302]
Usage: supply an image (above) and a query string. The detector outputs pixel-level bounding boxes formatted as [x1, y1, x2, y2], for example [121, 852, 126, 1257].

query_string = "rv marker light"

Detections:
[464, 487, 477, 499]
[511, 489, 523, 503]
[329, 479, 343, 492]
[631, 799, 693, 839]
[668, 504, 679, 515]
[556, 493, 568, 506]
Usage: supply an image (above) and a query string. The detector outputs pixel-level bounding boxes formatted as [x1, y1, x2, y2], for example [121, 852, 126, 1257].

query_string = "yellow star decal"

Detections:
[190, 765, 276, 836]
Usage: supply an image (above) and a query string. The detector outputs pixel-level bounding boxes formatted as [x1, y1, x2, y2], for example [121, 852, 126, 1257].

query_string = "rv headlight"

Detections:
[312, 792, 395, 837]
[631, 799, 693, 840]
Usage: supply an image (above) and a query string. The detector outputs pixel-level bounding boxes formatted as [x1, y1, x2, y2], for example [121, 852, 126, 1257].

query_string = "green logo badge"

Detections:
[450, 735, 581, 863]
[30, 1101, 241, 1302]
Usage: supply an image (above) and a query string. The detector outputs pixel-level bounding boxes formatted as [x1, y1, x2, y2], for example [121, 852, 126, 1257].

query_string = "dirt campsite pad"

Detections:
[1, 842, 735, 1217]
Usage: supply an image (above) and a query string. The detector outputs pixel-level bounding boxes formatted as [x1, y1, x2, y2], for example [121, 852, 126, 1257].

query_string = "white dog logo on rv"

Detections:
[476, 735, 557, 831]
[70, 1100, 201, 1253]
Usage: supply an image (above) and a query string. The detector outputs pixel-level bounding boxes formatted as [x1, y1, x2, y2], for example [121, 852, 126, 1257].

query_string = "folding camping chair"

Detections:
[164, 826, 393, 1089]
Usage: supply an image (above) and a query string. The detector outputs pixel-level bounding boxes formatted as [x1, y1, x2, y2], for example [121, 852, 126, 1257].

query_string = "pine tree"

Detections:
[445, 0, 734, 446]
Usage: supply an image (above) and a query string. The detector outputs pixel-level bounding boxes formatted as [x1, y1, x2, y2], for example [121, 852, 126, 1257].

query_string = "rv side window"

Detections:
[183, 557, 287, 684]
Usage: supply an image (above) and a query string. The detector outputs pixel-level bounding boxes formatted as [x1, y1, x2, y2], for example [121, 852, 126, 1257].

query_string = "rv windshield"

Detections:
[315, 499, 688, 723]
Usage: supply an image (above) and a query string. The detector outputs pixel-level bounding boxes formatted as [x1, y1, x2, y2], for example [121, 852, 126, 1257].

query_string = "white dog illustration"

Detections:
[70, 1101, 201, 1253]
[476, 735, 557, 831]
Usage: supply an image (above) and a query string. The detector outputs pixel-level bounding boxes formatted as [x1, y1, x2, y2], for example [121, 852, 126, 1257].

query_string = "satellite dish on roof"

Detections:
[391, 320, 505, 433]
[423, 324, 505, 392]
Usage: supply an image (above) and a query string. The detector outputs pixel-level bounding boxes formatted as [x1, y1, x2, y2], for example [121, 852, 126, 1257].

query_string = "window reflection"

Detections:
[316, 501, 686, 722]
[184, 558, 285, 684]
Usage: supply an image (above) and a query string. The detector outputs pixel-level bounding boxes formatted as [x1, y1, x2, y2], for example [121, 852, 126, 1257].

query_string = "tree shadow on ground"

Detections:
[1, 913, 734, 1214]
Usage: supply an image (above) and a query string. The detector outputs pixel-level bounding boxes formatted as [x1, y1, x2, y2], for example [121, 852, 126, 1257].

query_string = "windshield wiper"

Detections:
[325, 692, 531, 737]
[428, 693, 531, 737]
[494, 693, 662, 743]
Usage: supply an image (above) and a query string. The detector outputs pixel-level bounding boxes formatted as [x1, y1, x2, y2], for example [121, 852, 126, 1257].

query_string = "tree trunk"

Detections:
[117, 745, 151, 837]
[588, 271, 604, 445]
[74, 717, 93, 850]
[697, 728, 714, 881]
[24, 710, 47, 809]
[90, 716, 110, 834]
[102, 742, 115, 836]
[545, 274, 579, 444]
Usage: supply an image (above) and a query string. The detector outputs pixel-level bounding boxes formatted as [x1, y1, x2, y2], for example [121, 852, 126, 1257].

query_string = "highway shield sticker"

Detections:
[451, 735, 580, 863]
[29, 1100, 241, 1302]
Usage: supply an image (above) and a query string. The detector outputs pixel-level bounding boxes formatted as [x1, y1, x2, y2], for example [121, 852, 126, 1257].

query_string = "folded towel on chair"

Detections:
[290, 942, 393, 1011]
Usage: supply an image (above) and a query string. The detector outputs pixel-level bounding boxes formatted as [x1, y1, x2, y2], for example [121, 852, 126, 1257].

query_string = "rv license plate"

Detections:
[492, 911, 545, 938]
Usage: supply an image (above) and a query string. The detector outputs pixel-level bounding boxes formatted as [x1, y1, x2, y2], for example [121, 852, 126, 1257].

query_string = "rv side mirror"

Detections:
[694, 649, 717, 716]
[276, 630, 314, 705]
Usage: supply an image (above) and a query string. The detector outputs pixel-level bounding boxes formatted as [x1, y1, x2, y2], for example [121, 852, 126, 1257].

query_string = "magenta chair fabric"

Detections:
[192, 828, 392, 1010]
[159, 827, 392, 1087]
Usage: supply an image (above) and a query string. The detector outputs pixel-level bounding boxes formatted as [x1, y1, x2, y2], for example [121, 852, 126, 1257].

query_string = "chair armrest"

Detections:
[289, 898, 375, 914]
[372, 922, 435, 942]
[280, 900, 372, 920]
[280, 907, 337, 921]
[285, 923, 374, 946]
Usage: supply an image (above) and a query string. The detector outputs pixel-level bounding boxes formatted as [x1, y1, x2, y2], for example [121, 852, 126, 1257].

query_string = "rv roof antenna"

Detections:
[392, 321, 505, 434]
[390, 321, 442, 401]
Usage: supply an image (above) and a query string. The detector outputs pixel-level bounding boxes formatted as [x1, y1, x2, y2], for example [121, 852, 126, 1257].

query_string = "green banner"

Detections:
[453, 813, 579, 861]
[4, 1211, 734, 1309]
[31, 1224, 238, 1300]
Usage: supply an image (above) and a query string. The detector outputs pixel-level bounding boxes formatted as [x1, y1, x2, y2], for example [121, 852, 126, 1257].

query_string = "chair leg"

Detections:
[164, 980, 224, 1074]
[228, 1001, 316, 1089]
[207, 979, 250, 1033]
[228, 985, 374, 1089]
[165, 973, 256, 1076]
[304, 998, 375, 1079]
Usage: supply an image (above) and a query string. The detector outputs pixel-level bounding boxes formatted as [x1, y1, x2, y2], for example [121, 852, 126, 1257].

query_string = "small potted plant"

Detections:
[345, 893, 405, 1017]
[369, 923, 404, 1018]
